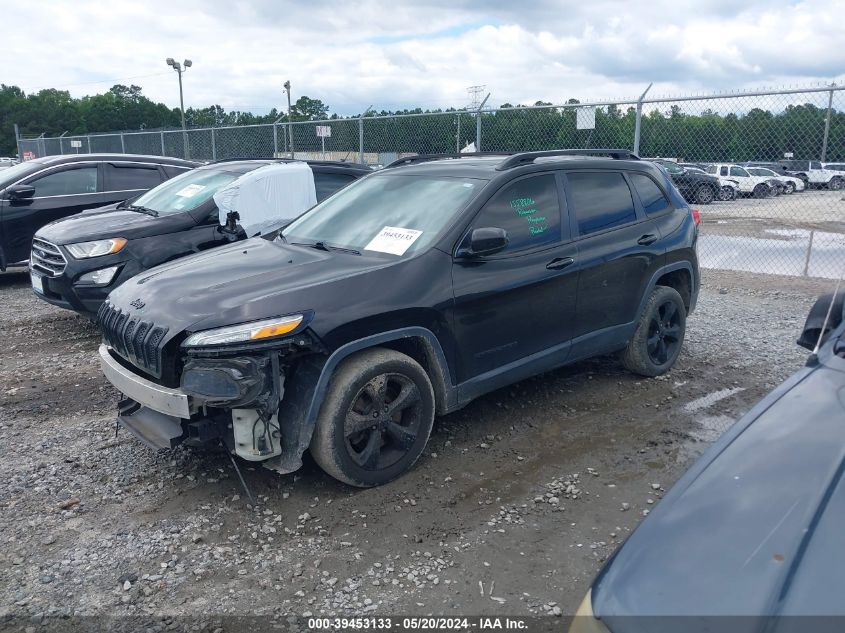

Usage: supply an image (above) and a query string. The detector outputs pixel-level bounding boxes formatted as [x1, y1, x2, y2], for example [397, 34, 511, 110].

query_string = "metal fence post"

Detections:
[633, 83, 653, 155]
[120, 133, 126, 153]
[13, 123, 21, 159]
[359, 118, 364, 164]
[87, 136, 92, 153]
[821, 84, 835, 162]
[273, 123, 278, 157]
[160, 131, 165, 156]
[475, 93, 490, 152]
[211, 127, 217, 160]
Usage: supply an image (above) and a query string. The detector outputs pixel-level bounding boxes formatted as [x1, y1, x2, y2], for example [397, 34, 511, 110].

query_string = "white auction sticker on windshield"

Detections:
[364, 226, 423, 256]
[175, 183, 206, 197]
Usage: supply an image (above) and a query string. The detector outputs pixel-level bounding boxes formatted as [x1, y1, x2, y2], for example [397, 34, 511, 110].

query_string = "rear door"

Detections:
[450, 172, 578, 384]
[5, 163, 111, 263]
[564, 170, 664, 359]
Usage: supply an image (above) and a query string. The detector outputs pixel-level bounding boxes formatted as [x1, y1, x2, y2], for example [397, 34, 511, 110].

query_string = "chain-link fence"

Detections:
[16, 84, 845, 280]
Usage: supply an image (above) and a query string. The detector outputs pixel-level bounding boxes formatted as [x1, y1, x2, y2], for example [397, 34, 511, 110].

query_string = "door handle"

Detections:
[637, 234, 658, 246]
[546, 257, 575, 270]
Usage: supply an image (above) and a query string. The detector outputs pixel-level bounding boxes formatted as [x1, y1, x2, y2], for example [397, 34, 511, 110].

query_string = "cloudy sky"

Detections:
[5, 0, 844, 114]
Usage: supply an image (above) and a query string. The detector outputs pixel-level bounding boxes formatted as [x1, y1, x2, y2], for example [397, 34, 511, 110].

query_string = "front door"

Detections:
[2, 163, 111, 263]
[450, 172, 578, 387]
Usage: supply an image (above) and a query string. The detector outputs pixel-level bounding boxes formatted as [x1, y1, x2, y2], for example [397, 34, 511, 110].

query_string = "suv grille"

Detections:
[30, 238, 67, 277]
[97, 302, 169, 378]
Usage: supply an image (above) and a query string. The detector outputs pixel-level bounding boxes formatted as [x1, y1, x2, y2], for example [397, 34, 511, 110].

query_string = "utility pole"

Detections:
[284, 81, 294, 157]
[166, 57, 193, 158]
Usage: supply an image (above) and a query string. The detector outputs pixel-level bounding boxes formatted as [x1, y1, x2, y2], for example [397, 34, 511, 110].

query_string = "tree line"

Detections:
[2, 83, 842, 162]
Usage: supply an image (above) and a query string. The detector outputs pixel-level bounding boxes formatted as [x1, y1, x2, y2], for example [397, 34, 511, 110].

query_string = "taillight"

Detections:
[692, 208, 701, 225]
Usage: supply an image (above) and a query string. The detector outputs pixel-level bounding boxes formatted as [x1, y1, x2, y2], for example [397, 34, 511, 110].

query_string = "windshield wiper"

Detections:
[289, 240, 361, 255]
[127, 204, 159, 217]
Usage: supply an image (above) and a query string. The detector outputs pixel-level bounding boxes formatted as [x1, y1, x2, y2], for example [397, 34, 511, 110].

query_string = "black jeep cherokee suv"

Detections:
[97, 149, 699, 487]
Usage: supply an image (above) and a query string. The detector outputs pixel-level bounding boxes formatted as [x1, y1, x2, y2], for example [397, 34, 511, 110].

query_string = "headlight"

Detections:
[183, 314, 304, 347]
[65, 238, 127, 259]
[569, 589, 611, 633]
[77, 265, 119, 286]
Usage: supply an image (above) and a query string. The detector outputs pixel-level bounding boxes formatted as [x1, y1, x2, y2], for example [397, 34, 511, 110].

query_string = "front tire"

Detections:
[310, 348, 435, 487]
[830, 178, 843, 191]
[719, 185, 735, 201]
[622, 286, 686, 377]
[753, 183, 770, 199]
[784, 182, 795, 194]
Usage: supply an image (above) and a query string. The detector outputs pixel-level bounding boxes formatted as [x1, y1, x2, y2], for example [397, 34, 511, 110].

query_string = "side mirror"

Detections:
[797, 292, 845, 351]
[459, 227, 508, 258]
[6, 184, 35, 201]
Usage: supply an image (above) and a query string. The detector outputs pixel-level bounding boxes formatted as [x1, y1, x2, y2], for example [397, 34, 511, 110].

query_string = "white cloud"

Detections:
[4, 0, 844, 115]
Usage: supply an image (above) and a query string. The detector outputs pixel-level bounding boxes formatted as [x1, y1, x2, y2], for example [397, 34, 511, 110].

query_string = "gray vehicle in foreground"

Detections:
[571, 292, 845, 633]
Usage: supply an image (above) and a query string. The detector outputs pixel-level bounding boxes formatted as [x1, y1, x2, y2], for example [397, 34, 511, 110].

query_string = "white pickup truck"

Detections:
[779, 160, 844, 190]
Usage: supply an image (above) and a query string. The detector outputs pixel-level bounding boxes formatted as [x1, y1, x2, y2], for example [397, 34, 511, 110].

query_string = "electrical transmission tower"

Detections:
[467, 85, 486, 110]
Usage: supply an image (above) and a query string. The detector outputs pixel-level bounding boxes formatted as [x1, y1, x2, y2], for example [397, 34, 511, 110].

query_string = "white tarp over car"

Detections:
[214, 162, 317, 237]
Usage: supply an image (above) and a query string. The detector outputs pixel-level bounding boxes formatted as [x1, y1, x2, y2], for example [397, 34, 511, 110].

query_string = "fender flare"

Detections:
[271, 327, 455, 473]
[636, 261, 698, 320]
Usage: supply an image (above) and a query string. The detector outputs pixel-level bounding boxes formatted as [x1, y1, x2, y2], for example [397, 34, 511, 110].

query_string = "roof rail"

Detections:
[383, 152, 512, 169]
[203, 157, 368, 168]
[495, 149, 640, 171]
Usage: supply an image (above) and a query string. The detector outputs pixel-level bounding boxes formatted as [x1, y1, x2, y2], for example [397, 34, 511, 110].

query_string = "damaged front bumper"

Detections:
[98, 344, 315, 474]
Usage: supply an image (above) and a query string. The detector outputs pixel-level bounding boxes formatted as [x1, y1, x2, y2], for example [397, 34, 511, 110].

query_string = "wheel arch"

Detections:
[273, 327, 456, 473]
[638, 262, 698, 320]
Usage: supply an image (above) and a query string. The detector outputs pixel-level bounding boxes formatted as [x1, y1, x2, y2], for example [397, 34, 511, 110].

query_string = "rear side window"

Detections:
[567, 172, 636, 236]
[104, 164, 162, 191]
[472, 174, 561, 253]
[313, 172, 357, 202]
[29, 166, 98, 196]
[630, 174, 671, 216]
[730, 166, 749, 177]
[719, 166, 728, 176]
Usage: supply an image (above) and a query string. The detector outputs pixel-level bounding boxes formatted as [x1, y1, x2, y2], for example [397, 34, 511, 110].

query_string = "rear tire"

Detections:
[695, 185, 715, 205]
[784, 182, 795, 194]
[753, 183, 770, 199]
[310, 348, 435, 487]
[719, 185, 735, 201]
[622, 286, 686, 377]
[830, 178, 843, 191]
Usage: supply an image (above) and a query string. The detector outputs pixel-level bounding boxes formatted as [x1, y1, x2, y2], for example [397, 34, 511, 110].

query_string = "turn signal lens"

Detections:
[250, 315, 303, 340]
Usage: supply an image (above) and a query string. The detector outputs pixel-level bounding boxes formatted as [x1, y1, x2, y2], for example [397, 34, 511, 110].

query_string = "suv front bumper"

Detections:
[99, 344, 191, 418]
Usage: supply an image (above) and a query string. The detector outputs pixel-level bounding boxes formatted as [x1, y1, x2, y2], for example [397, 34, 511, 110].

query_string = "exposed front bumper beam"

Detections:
[99, 344, 191, 418]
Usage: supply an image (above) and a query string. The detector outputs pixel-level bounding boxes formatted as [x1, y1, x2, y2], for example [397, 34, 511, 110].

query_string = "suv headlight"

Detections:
[183, 314, 304, 347]
[65, 238, 127, 259]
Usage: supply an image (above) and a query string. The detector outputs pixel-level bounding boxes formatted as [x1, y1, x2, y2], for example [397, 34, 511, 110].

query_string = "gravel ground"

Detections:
[0, 266, 832, 632]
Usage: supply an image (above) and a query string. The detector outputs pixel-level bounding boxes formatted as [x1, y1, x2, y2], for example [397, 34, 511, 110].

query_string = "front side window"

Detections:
[811, 161, 822, 170]
[313, 172, 357, 202]
[730, 166, 749, 177]
[468, 174, 561, 254]
[29, 166, 98, 197]
[131, 167, 245, 215]
[105, 164, 162, 191]
[284, 174, 483, 257]
[631, 173, 671, 216]
[568, 172, 637, 236]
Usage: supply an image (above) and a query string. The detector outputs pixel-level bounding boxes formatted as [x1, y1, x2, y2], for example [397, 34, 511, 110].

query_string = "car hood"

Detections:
[593, 359, 845, 629]
[106, 237, 391, 335]
[36, 206, 196, 244]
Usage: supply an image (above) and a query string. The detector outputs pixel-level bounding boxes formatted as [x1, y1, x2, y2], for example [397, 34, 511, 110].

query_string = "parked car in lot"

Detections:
[682, 165, 739, 201]
[824, 162, 845, 174]
[778, 159, 843, 190]
[30, 159, 370, 316]
[647, 159, 720, 204]
[705, 163, 787, 198]
[0, 154, 197, 270]
[96, 149, 700, 487]
[571, 292, 845, 633]
[745, 166, 805, 193]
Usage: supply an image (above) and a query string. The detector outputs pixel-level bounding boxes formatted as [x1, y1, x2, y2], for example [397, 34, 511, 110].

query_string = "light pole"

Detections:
[284, 80, 294, 157]
[166, 57, 192, 158]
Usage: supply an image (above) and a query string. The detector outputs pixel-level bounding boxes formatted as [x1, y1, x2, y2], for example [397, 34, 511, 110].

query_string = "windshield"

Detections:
[283, 174, 484, 256]
[660, 162, 683, 174]
[131, 167, 243, 216]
